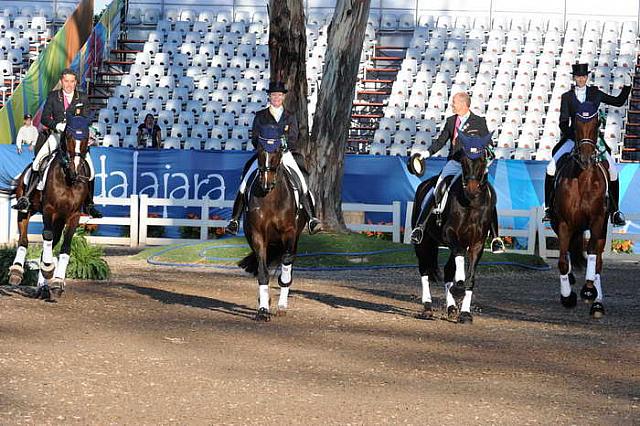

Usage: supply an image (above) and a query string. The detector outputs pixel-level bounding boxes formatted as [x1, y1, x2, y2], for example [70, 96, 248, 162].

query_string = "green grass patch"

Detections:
[137, 233, 548, 271]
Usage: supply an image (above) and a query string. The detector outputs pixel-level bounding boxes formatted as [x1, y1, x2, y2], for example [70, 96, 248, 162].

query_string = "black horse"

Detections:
[238, 137, 307, 321]
[2, 115, 92, 300]
[551, 103, 609, 318]
[412, 132, 497, 324]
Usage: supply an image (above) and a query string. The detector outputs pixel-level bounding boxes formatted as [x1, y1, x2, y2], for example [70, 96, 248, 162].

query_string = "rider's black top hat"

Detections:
[267, 81, 288, 94]
[571, 63, 589, 76]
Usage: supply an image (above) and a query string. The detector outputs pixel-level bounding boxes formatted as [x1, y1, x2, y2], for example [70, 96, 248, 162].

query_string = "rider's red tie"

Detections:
[63, 94, 69, 110]
[453, 115, 461, 143]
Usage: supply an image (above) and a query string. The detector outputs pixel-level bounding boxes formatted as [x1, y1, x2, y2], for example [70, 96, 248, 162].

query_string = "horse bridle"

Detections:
[461, 152, 489, 189]
[258, 149, 282, 190]
[60, 131, 89, 184]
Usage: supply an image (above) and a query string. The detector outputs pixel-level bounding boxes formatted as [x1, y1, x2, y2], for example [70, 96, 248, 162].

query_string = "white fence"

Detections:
[2, 193, 639, 257]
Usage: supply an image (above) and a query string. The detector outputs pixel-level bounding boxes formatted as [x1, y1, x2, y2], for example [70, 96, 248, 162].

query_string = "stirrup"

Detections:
[542, 208, 552, 222]
[225, 219, 240, 235]
[611, 211, 626, 227]
[410, 227, 424, 245]
[491, 237, 506, 254]
[308, 218, 322, 234]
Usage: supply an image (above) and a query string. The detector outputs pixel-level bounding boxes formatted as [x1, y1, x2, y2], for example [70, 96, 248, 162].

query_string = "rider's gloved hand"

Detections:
[419, 151, 431, 160]
[623, 72, 633, 86]
[55, 122, 66, 133]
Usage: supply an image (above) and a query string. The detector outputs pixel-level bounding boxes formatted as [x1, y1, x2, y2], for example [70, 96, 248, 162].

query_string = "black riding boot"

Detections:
[225, 191, 245, 235]
[490, 206, 505, 254]
[609, 179, 626, 226]
[302, 192, 322, 234]
[13, 170, 40, 212]
[85, 180, 103, 218]
[542, 174, 554, 222]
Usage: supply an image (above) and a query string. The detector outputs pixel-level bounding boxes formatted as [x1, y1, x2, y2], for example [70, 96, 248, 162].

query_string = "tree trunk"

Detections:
[268, 0, 309, 148]
[305, 0, 371, 231]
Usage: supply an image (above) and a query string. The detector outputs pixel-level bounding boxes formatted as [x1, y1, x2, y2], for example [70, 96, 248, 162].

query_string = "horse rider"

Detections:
[225, 81, 322, 235]
[542, 62, 631, 226]
[13, 68, 102, 218]
[408, 92, 504, 253]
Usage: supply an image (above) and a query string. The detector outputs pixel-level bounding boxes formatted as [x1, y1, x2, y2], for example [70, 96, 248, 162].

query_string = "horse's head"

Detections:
[458, 131, 492, 198]
[256, 128, 284, 193]
[573, 101, 601, 169]
[62, 114, 91, 182]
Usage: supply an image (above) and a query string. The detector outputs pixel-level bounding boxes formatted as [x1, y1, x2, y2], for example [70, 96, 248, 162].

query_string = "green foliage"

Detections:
[0, 246, 38, 286]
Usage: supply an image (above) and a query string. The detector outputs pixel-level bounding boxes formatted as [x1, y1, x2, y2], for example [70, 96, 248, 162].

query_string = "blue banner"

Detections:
[2, 146, 639, 218]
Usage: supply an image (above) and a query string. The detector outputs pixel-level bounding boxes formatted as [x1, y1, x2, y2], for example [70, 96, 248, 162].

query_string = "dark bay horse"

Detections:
[412, 132, 497, 324]
[2, 115, 92, 300]
[551, 103, 608, 318]
[238, 138, 307, 321]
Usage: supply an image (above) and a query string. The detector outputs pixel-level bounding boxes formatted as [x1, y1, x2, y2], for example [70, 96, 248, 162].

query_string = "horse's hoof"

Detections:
[590, 302, 605, 319]
[580, 283, 597, 303]
[459, 311, 473, 324]
[449, 282, 466, 299]
[568, 273, 576, 286]
[560, 291, 577, 308]
[40, 261, 55, 280]
[254, 308, 271, 322]
[275, 307, 287, 317]
[447, 305, 459, 322]
[35, 285, 52, 301]
[415, 302, 434, 320]
[8, 264, 24, 286]
[49, 278, 65, 298]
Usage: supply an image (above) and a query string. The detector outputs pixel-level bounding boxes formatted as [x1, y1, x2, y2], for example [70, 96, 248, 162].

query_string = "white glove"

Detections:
[420, 151, 431, 160]
[623, 72, 633, 86]
[55, 122, 66, 132]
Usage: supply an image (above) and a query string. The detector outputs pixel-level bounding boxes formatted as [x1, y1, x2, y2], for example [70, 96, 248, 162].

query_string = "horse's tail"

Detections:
[569, 230, 586, 270]
[238, 243, 286, 276]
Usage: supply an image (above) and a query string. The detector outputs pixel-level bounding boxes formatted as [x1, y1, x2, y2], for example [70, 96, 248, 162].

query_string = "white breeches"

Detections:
[32, 133, 94, 179]
[547, 139, 617, 180]
[422, 160, 462, 211]
[239, 152, 309, 194]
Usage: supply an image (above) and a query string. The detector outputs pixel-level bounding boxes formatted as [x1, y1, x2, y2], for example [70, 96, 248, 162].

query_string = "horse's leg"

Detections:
[39, 214, 56, 281]
[557, 222, 577, 308]
[589, 235, 607, 319]
[276, 236, 297, 315]
[254, 239, 271, 322]
[36, 217, 64, 301]
[51, 215, 79, 297]
[459, 241, 484, 324]
[8, 211, 32, 285]
[443, 252, 459, 322]
[415, 236, 437, 320]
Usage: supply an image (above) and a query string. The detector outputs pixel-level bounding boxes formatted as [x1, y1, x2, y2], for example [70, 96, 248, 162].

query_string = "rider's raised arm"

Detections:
[598, 84, 631, 108]
[427, 115, 453, 157]
[285, 113, 299, 152]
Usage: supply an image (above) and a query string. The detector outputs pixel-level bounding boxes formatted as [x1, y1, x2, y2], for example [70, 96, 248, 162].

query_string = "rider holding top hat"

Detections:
[13, 68, 102, 218]
[542, 62, 632, 226]
[225, 81, 322, 235]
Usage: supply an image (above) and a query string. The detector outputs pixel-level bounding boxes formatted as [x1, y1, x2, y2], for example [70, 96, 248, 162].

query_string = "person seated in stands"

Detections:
[137, 113, 162, 148]
[12, 68, 102, 218]
[15, 113, 38, 155]
[542, 62, 632, 226]
[408, 92, 505, 253]
[225, 81, 322, 235]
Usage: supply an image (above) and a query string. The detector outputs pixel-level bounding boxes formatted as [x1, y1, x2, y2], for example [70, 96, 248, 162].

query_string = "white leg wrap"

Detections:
[239, 159, 258, 193]
[594, 274, 603, 302]
[280, 263, 292, 285]
[258, 285, 269, 310]
[445, 282, 456, 307]
[14, 246, 27, 266]
[421, 275, 432, 303]
[54, 253, 70, 280]
[282, 152, 308, 193]
[560, 274, 571, 297]
[461, 290, 473, 313]
[454, 256, 465, 283]
[278, 287, 289, 309]
[37, 270, 46, 287]
[586, 254, 597, 282]
[42, 240, 53, 264]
